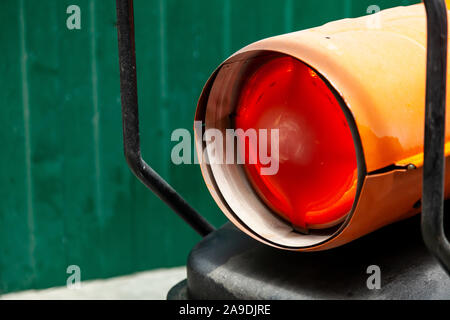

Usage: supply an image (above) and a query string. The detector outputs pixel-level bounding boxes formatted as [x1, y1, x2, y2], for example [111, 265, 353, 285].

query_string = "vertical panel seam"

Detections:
[223, 0, 231, 59]
[284, 0, 293, 33]
[159, 0, 169, 180]
[159, 0, 171, 265]
[344, 0, 352, 18]
[90, 0, 104, 274]
[19, 0, 36, 283]
[159, 0, 168, 101]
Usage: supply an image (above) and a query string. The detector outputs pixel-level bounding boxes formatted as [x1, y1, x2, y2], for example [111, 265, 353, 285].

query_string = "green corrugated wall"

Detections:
[0, 0, 420, 294]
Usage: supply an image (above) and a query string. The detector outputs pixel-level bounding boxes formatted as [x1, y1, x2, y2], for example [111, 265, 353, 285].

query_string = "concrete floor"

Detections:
[0, 266, 186, 300]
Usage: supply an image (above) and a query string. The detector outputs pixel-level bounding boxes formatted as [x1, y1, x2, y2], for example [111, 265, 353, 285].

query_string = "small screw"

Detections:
[413, 200, 422, 209]
[407, 164, 417, 171]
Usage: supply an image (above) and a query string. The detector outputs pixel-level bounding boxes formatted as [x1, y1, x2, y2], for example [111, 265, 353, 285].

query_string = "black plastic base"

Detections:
[168, 216, 450, 300]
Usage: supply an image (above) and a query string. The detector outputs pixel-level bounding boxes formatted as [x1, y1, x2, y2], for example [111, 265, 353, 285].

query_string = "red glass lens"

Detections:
[235, 56, 357, 229]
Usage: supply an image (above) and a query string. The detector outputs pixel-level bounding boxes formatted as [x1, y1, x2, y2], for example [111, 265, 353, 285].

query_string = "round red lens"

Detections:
[235, 56, 357, 230]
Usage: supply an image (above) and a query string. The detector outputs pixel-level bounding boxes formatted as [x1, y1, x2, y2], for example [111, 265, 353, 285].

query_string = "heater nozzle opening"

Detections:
[234, 56, 358, 231]
[196, 51, 365, 250]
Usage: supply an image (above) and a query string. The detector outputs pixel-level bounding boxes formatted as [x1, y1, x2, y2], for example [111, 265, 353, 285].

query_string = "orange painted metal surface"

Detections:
[195, 4, 450, 251]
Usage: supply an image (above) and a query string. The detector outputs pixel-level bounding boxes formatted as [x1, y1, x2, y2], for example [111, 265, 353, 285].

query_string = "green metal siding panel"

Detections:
[0, 0, 33, 293]
[0, 0, 420, 293]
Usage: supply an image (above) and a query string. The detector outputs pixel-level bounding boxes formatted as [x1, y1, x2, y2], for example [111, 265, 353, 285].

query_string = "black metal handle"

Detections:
[422, 0, 450, 274]
[115, 0, 215, 237]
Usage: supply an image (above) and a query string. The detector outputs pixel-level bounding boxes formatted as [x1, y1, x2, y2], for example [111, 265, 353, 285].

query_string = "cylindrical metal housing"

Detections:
[195, 4, 450, 251]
